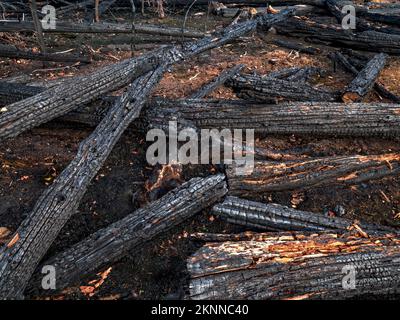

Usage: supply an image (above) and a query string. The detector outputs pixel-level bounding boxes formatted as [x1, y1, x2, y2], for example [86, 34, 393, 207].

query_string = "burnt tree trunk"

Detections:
[148, 100, 400, 137]
[29, 175, 227, 292]
[189, 64, 244, 99]
[275, 16, 400, 54]
[0, 21, 204, 38]
[188, 232, 400, 299]
[226, 74, 339, 103]
[212, 196, 395, 233]
[226, 154, 400, 195]
[342, 53, 387, 102]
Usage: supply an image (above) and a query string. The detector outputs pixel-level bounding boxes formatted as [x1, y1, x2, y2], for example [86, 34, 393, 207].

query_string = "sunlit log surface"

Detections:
[187, 232, 400, 299]
[226, 154, 400, 195]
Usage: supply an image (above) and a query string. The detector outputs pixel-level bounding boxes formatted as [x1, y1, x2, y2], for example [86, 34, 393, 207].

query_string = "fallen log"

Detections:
[212, 196, 395, 233]
[172, 0, 326, 6]
[28, 174, 227, 292]
[275, 16, 400, 54]
[0, 67, 165, 299]
[0, 82, 43, 105]
[0, 50, 160, 141]
[226, 74, 340, 103]
[226, 154, 400, 195]
[265, 66, 322, 81]
[0, 20, 205, 38]
[0, 8, 294, 141]
[272, 39, 320, 54]
[148, 100, 400, 137]
[342, 53, 387, 102]
[329, 51, 400, 103]
[189, 64, 245, 99]
[187, 232, 400, 299]
[0, 10, 295, 299]
[0, 44, 91, 63]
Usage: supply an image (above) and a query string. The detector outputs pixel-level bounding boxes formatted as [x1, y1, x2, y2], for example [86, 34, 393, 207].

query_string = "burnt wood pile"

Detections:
[0, 0, 400, 300]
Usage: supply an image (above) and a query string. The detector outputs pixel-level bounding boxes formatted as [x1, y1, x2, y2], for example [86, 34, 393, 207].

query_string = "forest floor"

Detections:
[1, 5, 400, 299]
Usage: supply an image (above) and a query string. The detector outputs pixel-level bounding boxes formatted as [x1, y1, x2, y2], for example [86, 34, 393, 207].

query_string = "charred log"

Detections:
[273, 39, 320, 54]
[275, 16, 400, 54]
[226, 74, 339, 103]
[226, 154, 400, 195]
[189, 64, 244, 99]
[342, 53, 387, 102]
[212, 196, 395, 233]
[0, 82, 43, 105]
[330, 51, 400, 103]
[187, 232, 400, 299]
[0, 21, 204, 38]
[0, 9, 294, 141]
[149, 100, 400, 137]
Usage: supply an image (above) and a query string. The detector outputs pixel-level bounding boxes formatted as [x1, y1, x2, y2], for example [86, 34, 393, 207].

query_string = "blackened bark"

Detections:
[212, 196, 395, 233]
[29, 175, 227, 292]
[188, 232, 400, 299]
[226, 154, 400, 195]
[342, 53, 387, 102]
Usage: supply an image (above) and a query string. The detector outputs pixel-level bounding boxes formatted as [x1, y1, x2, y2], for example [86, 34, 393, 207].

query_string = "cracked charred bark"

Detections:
[147, 100, 400, 137]
[187, 232, 400, 299]
[0, 8, 294, 141]
[342, 53, 387, 102]
[226, 73, 339, 103]
[212, 196, 396, 234]
[226, 154, 400, 195]
[28, 175, 227, 292]
[0, 9, 295, 299]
